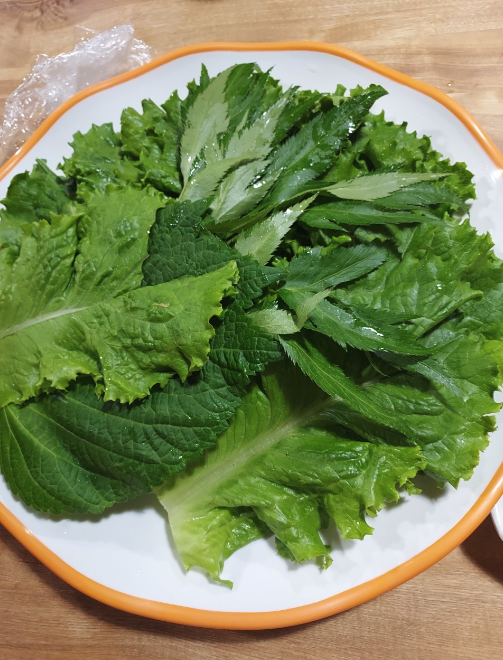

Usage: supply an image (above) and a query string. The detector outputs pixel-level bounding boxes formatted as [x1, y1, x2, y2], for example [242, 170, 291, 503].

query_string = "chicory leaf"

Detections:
[301, 200, 440, 229]
[324, 172, 446, 201]
[282, 244, 386, 295]
[234, 197, 314, 265]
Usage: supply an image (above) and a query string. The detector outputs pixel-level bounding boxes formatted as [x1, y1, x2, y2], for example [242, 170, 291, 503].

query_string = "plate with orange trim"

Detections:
[1, 42, 503, 630]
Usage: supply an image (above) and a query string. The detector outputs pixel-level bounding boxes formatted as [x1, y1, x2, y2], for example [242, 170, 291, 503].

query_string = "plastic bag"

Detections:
[0, 25, 152, 164]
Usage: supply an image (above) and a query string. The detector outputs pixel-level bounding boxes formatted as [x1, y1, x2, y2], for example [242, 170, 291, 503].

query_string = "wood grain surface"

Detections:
[1, 1, 503, 658]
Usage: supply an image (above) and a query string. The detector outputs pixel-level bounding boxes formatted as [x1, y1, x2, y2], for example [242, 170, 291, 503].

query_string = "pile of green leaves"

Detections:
[1, 63, 502, 585]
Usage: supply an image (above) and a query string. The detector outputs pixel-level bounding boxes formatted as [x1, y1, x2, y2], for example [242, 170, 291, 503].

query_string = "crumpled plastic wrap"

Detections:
[0, 25, 152, 164]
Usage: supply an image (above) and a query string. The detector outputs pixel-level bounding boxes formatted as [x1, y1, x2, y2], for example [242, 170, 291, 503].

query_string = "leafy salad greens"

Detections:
[1, 63, 502, 585]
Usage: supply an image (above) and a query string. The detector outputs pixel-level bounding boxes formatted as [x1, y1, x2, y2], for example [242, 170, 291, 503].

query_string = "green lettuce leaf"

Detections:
[156, 362, 424, 584]
[0, 187, 239, 405]
[0, 160, 74, 259]
[120, 94, 182, 195]
[61, 124, 141, 193]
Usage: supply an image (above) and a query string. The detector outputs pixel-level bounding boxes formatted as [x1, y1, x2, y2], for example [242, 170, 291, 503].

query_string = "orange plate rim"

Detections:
[1, 40, 503, 631]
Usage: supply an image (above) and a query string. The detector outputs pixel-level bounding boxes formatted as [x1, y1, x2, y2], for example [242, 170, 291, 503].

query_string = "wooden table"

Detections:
[1, 1, 503, 658]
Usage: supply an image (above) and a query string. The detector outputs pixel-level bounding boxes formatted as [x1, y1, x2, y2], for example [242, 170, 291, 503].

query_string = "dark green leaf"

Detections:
[301, 200, 440, 229]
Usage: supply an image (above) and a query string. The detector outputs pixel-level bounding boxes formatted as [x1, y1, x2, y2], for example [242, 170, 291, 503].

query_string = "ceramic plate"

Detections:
[491, 498, 503, 540]
[1, 43, 503, 630]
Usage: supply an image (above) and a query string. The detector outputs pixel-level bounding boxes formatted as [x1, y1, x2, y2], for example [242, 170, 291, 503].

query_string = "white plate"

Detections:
[491, 498, 503, 540]
[1, 43, 503, 629]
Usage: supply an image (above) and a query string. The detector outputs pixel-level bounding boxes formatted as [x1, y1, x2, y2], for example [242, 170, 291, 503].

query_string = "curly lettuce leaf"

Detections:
[0, 187, 240, 405]
[60, 123, 141, 193]
[324, 110, 475, 202]
[156, 362, 424, 584]
[120, 94, 182, 195]
[0, 160, 74, 262]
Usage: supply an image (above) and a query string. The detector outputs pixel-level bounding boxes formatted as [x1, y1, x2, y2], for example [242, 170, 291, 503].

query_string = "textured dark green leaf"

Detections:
[0, 359, 241, 514]
[0, 292, 278, 516]
[144, 200, 282, 309]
